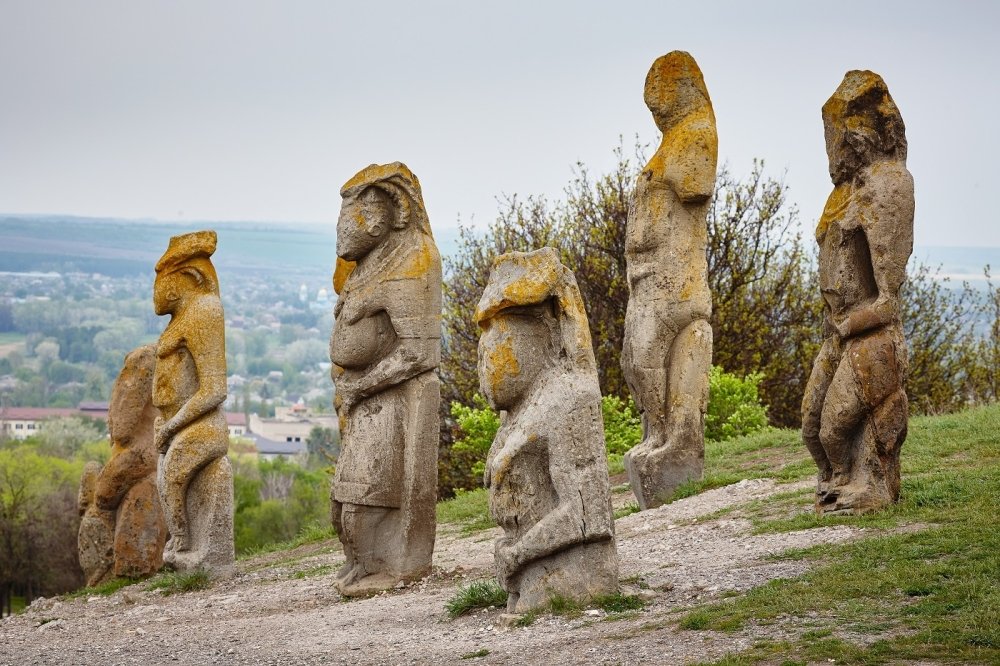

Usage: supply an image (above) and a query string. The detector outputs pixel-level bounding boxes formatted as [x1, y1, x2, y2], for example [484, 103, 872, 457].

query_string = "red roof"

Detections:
[0, 407, 79, 420]
[225, 412, 247, 426]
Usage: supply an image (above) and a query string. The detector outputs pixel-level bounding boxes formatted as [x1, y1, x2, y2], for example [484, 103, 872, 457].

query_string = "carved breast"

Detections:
[330, 308, 395, 370]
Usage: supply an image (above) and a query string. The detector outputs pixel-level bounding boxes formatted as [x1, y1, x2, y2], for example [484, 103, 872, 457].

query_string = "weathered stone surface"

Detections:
[95, 344, 168, 578]
[802, 70, 913, 516]
[329, 162, 441, 597]
[476, 247, 618, 613]
[77, 461, 114, 587]
[622, 51, 718, 509]
[152, 230, 234, 577]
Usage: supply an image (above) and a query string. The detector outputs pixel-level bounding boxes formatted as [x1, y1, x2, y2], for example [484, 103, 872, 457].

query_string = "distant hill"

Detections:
[0, 215, 994, 282]
[0, 215, 462, 278]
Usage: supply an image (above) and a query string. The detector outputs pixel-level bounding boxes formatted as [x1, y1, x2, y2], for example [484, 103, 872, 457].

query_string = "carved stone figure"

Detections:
[153, 230, 234, 576]
[77, 461, 115, 587]
[95, 345, 168, 578]
[802, 71, 914, 515]
[477, 247, 619, 613]
[622, 51, 719, 509]
[329, 162, 441, 597]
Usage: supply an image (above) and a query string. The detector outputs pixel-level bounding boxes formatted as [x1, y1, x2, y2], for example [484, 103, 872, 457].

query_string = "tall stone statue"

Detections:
[329, 162, 441, 597]
[802, 71, 913, 515]
[477, 247, 619, 613]
[95, 345, 168, 578]
[622, 51, 719, 509]
[153, 230, 234, 577]
[77, 461, 115, 587]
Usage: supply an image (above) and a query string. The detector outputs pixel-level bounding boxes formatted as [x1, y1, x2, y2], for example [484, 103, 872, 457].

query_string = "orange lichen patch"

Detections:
[643, 51, 711, 123]
[333, 258, 356, 294]
[818, 183, 853, 237]
[474, 251, 561, 325]
[485, 323, 520, 396]
[392, 238, 435, 280]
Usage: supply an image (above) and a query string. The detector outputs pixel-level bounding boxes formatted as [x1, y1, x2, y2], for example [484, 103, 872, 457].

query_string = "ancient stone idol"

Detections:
[153, 230, 234, 576]
[77, 461, 115, 587]
[95, 345, 168, 578]
[329, 162, 441, 597]
[476, 247, 619, 613]
[622, 51, 718, 509]
[802, 71, 914, 515]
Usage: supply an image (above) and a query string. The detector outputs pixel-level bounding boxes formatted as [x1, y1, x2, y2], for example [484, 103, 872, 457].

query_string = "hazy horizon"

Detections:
[2, 1, 998, 246]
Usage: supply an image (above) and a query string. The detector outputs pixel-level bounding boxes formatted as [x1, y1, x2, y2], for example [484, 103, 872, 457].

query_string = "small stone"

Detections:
[585, 610, 600, 617]
[497, 614, 523, 628]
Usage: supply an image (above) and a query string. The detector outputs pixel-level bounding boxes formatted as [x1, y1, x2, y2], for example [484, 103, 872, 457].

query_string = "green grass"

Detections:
[461, 649, 490, 659]
[65, 576, 142, 599]
[238, 522, 336, 560]
[0, 332, 24, 345]
[613, 503, 640, 519]
[290, 564, 333, 579]
[676, 403, 1000, 664]
[446, 579, 508, 618]
[146, 570, 211, 596]
[436, 488, 496, 535]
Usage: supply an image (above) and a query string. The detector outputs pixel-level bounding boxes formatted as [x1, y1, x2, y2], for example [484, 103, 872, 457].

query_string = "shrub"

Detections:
[705, 366, 770, 442]
[450, 396, 500, 480]
[601, 395, 642, 456]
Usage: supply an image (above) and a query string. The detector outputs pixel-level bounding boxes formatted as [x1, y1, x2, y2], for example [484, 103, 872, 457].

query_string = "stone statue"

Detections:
[153, 230, 234, 576]
[802, 70, 913, 515]
[95, 345, 168, 578]
[77, 461, 115, 587]
[476, 247, 619, 613]
[329, 162, 441, 597]
[622, 51, 718, 509]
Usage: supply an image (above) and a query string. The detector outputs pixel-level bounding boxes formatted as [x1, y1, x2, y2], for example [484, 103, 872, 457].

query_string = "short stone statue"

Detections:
[622, 51, 718, 509]
[476, 247, 619, 613]
[802, 70, 913, 515]
[329, 162, 441, 597]
[77, 461, 115, 587]
[95, 344, 168, 578]
[153, 230, 234, 576]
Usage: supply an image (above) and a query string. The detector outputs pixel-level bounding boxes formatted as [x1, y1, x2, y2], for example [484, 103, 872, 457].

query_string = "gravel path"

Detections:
[0, 479, 872, 666]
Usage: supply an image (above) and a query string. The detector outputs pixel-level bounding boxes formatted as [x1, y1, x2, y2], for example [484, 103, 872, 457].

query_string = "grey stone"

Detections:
[476, 247, 619, 613]
[96, 344, 168, 578]
[77, 461, 115, 587]
[329, 162, 441, 597]
[622, 51, 719, 509]
[152, 230, 234, 577]
[802, 70, 913, 515]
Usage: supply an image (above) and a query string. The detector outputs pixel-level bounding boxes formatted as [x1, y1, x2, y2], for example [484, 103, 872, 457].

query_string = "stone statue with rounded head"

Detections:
[329, 162, 441, 597]
[802, 71, 913, 515]
[622, 51, 719, 509]
[95, 344, 168, 578]
[153, 230, 234, 577]
[476, 247, 618, 614]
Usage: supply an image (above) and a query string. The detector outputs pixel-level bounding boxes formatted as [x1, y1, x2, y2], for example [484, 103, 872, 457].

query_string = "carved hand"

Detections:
[495, 540, 519, 587]
[154, 416, 170, 454]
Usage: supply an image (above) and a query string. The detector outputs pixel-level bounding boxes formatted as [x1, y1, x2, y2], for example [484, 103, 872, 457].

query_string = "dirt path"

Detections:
[0, 479, 870, 666]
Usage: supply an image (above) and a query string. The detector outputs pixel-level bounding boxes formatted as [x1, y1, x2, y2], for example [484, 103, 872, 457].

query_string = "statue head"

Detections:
[644, 51, 713, 133]
[336, 162, 431, 263]
[474, 247, 596, 411]
[107, 345, 156, 447]
[822, 70, 907, 184]
[153, 230, 220, 315]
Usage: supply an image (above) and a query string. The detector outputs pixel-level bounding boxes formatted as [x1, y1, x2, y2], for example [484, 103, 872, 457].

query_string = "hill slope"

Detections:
[1, 405, 997, 665]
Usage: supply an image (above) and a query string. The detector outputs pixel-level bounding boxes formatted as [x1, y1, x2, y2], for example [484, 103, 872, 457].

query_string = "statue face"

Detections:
[337, 187, 393, 261]
[478, 312, 551, 411]
[153, 270, 185, 316]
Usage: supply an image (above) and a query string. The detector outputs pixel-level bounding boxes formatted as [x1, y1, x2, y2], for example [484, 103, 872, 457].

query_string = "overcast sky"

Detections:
[1, 1, 997, 247]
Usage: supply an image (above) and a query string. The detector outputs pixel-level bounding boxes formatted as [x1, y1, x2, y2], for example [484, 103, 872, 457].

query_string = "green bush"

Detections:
[705, 366, 770, 442]
[450, 377, 766, 484]
[450, 396, 500, 480]
[601, 395, 642, 456]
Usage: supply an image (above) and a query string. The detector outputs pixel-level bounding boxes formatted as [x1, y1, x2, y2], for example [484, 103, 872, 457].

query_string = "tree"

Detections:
[306, 426, 339, 465]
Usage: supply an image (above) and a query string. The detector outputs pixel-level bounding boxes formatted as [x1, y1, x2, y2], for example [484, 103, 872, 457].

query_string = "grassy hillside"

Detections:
[677, 404, 1000, 665]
